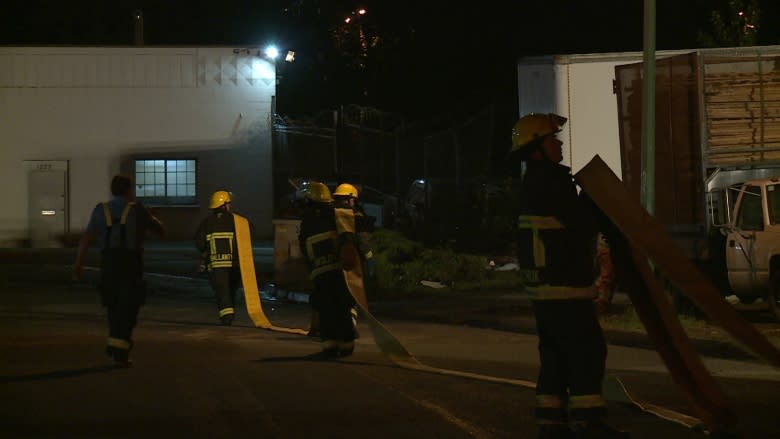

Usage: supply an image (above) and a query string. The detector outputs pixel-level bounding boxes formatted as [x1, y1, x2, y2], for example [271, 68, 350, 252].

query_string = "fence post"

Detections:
[395, 125, 402, 196]
[333, 108, 340, 175]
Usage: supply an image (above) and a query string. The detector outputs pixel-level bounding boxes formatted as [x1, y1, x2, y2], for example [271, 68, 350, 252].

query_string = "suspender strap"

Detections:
[119, 202, 135, 249]
[102, 201, 135, 249]
[102, 203, 112, 226]
[101, 203, 113, 245]
[119, 202, 135, 224]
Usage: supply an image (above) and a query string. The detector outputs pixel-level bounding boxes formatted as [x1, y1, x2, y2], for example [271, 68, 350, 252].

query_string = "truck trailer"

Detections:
[517, 45, 780, 319]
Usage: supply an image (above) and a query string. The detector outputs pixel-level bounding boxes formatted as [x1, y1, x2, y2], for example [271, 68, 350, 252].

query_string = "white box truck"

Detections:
[517, 46, 780, 319]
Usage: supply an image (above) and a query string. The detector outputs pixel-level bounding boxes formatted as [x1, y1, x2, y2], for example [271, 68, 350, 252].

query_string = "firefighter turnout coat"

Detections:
[516, 159, 607, 426]
[195, 210, 253, 322]
[299, 204, 357, 346]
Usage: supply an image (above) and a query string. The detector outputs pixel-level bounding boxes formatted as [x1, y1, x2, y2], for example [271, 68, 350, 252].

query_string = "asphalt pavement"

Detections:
[0, 244, 770, 362]
[2, 245, 780, 437]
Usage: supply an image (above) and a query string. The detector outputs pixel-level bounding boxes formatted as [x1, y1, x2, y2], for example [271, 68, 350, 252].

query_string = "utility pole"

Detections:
[133, 10, 144, 46]
[640, 0, 656, 214]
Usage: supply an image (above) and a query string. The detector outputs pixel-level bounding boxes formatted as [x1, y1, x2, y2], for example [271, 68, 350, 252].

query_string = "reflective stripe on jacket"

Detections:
[517, 214, 597, 300]
[194, 211, 238, 270]
[299, 205, 341, 280]
[305, 230, 340, 278]
[206, 231, 235, 269]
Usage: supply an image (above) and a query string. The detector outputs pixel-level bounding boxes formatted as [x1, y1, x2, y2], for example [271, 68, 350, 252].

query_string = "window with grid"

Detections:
[135, 159, 197, 205]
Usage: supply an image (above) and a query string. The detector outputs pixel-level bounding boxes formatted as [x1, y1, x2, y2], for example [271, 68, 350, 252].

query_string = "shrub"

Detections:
[369, 229, 503, 296]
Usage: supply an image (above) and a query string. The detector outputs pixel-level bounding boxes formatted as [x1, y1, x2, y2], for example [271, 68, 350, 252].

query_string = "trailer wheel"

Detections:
[768, 273, 780, 321]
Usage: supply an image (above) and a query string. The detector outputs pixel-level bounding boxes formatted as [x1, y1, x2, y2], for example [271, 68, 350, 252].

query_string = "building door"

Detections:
[27, 161, 68, 248]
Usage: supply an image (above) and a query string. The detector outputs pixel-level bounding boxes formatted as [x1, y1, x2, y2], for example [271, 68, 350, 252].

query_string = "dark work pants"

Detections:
[312, 270, 356, 344]
[209, 268, 240, 317]
[532, 299, 607, 423]
[100, 250, 145, 349]
[106, 284, 143, 343]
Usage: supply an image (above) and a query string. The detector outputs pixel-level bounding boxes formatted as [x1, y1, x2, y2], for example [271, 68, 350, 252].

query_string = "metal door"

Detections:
[726, 184, 765, 296]
[27, 161, 68, 248]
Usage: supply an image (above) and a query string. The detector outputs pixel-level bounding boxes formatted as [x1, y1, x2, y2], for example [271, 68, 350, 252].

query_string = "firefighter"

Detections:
[298, 183, 327, 338]
[511, 113, 629, 439]
[333, 183, 375, 267]
[298, 182, 356, 358]
[194, 190, 255, 326]
[73, 174, 164, 367]
[333, 182, 375, 337]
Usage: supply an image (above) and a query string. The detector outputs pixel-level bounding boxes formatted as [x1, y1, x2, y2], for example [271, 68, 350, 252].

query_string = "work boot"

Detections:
[337, 340, 355, 358]
[537, 424, 574, 439]
[308, 311, 320, 337]
[220, 315, 234, 326]
[111, 348, 132, 368]
[572, 421, 630, 439]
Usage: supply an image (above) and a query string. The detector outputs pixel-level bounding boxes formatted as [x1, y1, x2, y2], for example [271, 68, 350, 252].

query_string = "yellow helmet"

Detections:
[511, 113, 567, 155]
[334, 183, 359, 198]
[302, 181, 333, 204]
[209, 190, 232, 209]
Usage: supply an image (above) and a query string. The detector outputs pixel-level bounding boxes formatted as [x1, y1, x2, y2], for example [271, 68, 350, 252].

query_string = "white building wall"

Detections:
[0, 47, 276, 246]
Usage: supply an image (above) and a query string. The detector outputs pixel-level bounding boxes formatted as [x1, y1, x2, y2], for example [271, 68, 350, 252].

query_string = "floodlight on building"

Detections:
[264, 45, 279, 60]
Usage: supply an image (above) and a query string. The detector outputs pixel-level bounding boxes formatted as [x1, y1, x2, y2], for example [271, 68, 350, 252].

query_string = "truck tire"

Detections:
[768, 273, 780, 321]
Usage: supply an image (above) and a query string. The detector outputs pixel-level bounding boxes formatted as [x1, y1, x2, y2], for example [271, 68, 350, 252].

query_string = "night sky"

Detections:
[2, 1, 778, 126]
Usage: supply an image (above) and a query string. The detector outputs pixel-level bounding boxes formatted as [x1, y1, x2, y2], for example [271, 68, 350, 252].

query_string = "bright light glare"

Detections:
[285, 51, 296, 62]
[358, 8, 366, 15]
[252, 59, 275, 79]
[345, 17, 351, 23]
[264, 46, 279, 59]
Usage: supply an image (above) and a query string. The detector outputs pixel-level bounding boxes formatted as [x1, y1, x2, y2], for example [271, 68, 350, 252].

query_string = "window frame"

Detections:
[134, 158, 198, 206]
[736, 185, 764, 231]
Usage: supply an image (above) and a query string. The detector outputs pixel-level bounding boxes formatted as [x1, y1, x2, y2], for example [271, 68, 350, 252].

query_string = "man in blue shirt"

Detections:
[73, 175, 164, 367]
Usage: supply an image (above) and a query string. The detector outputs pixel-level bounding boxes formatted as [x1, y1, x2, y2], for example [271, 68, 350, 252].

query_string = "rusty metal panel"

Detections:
[575, 155, 780, 431]
[614, 53, 703, 229]
[575, 155, 780, 369]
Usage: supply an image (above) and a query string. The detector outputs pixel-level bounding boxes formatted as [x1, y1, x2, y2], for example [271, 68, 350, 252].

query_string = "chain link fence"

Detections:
[272, 104, 514, 250]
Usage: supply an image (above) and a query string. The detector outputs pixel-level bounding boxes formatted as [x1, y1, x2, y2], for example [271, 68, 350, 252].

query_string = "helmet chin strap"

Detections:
[527, 141, 550, 162]
[541, 147, 556, 163]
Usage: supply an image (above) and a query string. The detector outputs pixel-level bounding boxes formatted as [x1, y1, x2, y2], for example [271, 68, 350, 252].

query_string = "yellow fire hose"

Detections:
[234, 210, 701, 430]
[234, 214, 308, 335]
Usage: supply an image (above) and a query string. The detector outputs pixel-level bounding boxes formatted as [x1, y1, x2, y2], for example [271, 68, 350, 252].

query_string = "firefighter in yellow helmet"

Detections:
[298, 182, 332, 337]
[194, 190, 255, 326]
[333, 183, 376, 339]
[512, 114, 629, 439]
[298, 181, 357, 358]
